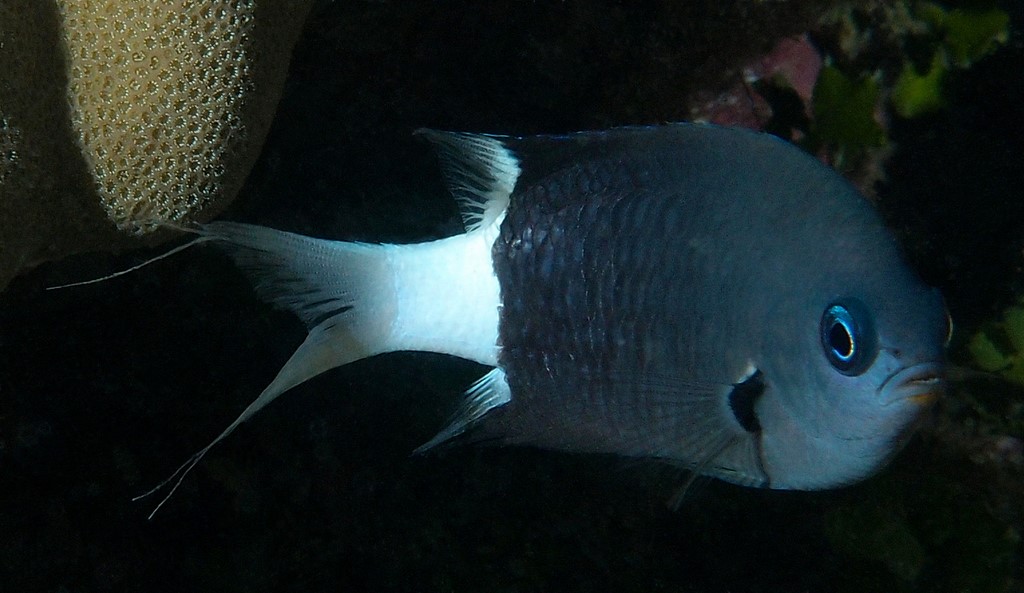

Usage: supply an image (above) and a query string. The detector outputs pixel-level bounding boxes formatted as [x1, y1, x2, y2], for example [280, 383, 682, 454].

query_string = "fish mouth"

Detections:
[879, 362, 946, 407]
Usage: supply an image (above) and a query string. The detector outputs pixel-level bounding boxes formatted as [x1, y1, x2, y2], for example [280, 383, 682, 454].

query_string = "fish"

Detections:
[141, 123, 949, 514]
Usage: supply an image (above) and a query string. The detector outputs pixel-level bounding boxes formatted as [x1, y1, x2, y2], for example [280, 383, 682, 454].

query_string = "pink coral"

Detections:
[690, 34, 823, 137]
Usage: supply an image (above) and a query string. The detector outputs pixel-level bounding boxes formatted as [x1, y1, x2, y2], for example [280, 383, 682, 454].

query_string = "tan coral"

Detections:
[0, 0, 312, 291]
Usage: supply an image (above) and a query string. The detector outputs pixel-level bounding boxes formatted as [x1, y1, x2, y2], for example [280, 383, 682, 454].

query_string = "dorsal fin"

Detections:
[416, 129, 520, 233]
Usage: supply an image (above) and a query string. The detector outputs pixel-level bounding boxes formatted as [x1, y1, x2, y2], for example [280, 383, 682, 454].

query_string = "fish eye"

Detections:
[820, 300, 877, 375]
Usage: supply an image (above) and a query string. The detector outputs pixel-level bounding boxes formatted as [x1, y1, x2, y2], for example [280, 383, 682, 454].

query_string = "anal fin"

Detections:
[415, 367, 511, 453]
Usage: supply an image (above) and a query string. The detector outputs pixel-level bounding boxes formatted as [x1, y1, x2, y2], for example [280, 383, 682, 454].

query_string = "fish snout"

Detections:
[880, 362, 946, 407]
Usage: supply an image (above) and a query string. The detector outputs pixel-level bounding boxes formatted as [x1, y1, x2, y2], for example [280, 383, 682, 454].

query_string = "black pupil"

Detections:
[829, 321, 853, 358]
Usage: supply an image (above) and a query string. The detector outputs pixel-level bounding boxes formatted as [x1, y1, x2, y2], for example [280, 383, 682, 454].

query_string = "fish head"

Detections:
[751, 270, 949, 490]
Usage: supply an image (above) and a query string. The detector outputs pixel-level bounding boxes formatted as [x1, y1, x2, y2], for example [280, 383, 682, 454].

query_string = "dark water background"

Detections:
[2, 1, 1023, 592]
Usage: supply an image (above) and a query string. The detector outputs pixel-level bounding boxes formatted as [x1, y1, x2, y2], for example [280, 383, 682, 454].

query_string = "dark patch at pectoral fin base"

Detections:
[416, 129, 520, 232]
[415, 367, 511, 452]
[599, 370, 769, 489]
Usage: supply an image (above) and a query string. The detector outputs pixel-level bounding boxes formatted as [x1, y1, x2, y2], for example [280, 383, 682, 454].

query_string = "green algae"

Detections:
[968, 301, 1024, 386]
[808, 65, 886, 170]
[890, 1, 1009, 118]
[892, 52, 947, 118]
[920, 2, 1010, 67]
[813, 66, 886, 149]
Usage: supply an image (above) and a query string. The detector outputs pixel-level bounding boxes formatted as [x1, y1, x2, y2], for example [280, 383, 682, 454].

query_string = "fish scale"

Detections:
[492, 148, 727, 455]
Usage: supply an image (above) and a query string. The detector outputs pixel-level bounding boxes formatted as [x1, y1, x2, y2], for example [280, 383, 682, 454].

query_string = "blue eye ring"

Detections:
[820, 299, 877, 376]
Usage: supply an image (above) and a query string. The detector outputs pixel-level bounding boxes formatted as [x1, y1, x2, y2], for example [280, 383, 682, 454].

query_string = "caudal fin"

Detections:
[138, 222, 399, 517]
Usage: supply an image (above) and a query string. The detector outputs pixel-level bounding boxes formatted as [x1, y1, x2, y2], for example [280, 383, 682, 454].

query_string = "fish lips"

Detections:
[879, 361, 946, 408]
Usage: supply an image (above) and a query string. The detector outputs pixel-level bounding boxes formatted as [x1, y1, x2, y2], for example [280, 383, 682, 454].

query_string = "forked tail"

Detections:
[136, 222, 400, 517]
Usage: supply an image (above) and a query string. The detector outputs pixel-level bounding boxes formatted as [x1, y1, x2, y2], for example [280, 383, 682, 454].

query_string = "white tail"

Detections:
[138, 220, 502, 517]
